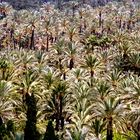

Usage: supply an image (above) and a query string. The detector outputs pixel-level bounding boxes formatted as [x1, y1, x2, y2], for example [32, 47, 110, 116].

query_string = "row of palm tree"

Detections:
[0, 1, 140, 140]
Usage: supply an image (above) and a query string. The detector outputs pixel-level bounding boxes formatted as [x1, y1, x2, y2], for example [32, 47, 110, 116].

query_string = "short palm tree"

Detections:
[90, 118, 106, 140]
[81, 54, 103, 78]
[0, 57, 11, 80]
[0, 80, 16, 121]
[65, 42, 77, 70]
[125, 108, 140, 140]
[65, 98, 93, 140]
[94, 80, 111, 100]
[67, 27, 77, 42]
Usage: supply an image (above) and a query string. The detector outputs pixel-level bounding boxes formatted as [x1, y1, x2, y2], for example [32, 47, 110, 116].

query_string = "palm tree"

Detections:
[66, 128, 87, 140]
[106, 69, 123, 88]
[41, 69, 57, 90]
[86, 35, 99, 52]
[15, 69, 40, 140]
[65, 83, 94, 140]
[28, 17, 37, 50]
[61, 18, 69, 34]
[72, 69, 86, 83]
[45, 80, 68, 131]
[94, 80, 111, 100]
[125, 108, 140, 140]
[94, 96, 128, 140]
[118, 42, 132, 59]
[67, 27, 77, 42]
[65, 98, 93, 140]
[0, 80, 16, 121]
[14, 50, 34, 71]
[0, 57, 10, 80]
[90, 118, 106, 140]
[34, 50, 47, 73]
[81, 55, 103, 78]
[53, 39, 65, 56]
[43, 18, 52, 51]
[65, 42, 77, 70]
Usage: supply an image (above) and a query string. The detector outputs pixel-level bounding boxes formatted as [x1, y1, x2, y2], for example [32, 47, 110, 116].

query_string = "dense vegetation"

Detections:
[0, 1, 140, 140]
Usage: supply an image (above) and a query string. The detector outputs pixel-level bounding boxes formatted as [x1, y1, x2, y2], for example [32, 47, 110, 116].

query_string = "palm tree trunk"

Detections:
[99, 11, 102, 27]
[60, 93, 64, 130]
[90, 70, 94, 86]
[46, 34, 49, 51]
[79, 24, 82, 33]
[63, 72, 66, 80]
[72, 3, 75, 18]
[69, 58, 74, 69]
[0, 116, 3, 140]
[90, 70, 94, 78]
[106, 117, 113, 140]
[55, 101, 59, 131]
[55, 117, 59, 131]
[2, 69, 5, 80]
[0, 116, 3, 126]
[30, 29, 35, 50]
[10, 28, 15, 49]
[138, 135, 140, 140]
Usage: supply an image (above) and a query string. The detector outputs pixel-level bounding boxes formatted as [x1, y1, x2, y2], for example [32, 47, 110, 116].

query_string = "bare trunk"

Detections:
[99, 11, 102, 27]
[90, 70, 94, 78]
[69, 58, 74, 69]
[63, 72, 66, 80]
[46, 34, 49, 51]
[30, 29, 35, 50]
[106, 117, 113, 140]
[138, 135, 140, 140]
[60, 93, 64, 130]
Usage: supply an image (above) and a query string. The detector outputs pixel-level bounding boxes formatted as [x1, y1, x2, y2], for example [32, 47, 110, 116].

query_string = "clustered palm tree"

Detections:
[0, 1, 140, 140]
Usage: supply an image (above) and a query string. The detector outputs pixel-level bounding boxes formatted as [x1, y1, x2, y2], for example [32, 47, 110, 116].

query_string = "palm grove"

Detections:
[0, 1, 140, 140]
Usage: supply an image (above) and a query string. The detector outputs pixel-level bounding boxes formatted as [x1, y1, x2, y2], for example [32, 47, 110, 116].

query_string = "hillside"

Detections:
[0, 0, 140, 140]
[2, 0, 136, 9]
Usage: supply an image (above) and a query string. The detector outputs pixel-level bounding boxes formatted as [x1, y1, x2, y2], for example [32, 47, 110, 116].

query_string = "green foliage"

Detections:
[0, 120, 15, 140]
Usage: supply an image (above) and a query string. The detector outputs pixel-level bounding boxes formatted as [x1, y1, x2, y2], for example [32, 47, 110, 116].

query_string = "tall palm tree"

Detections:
[65, 83, 94, 140]
[45, 80, 68, 131]
[94, 96, 128, 140]
[65, 99, 93, 140]
[15, 69, 40, 140]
